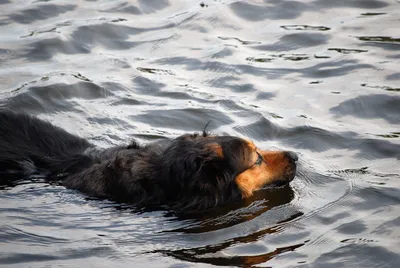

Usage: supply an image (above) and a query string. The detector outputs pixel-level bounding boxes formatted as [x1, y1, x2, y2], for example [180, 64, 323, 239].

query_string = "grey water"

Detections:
[0, 0, 399, 267]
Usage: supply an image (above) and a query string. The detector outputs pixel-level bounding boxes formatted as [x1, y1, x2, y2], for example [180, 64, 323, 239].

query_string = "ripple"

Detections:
[160, 241, 305, 267]
[2, 82, 110, 114]
[132, 108, 234, 131]
[217, 36, 261, 45]
[8, 4, 76, 24]
[247, 54, 310, 63]
[137, 67, 175, 75]
[313, 244, 400, 267]
[361, 83, 400, 92]
[254, 33, 330, 51]
[281, 25, 331, 31]
[360, 12, 386, 16]
[313, 0, 389, 9]
[330, 94, 400, 124]
[229, 1, 307, 21]
[357, 36, 400, 43]
[357, 36, 400, 50]
[103, 2, 141, 15]
[328, 48, 368, 54]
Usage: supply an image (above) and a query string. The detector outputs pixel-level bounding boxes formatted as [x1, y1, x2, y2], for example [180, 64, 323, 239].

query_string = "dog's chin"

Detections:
[265, 180, 290, 188]
[265, 173, 296, 188]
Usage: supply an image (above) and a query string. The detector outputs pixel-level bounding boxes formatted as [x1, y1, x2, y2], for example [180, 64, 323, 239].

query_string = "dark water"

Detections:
[0, 0, 399, 267]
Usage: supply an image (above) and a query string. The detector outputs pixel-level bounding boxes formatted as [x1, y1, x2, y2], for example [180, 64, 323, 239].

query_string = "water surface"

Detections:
[0, 0, 399, 267]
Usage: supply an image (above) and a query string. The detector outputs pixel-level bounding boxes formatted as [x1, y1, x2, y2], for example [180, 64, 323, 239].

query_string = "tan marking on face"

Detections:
[206, 143, 224, 158]
[235, 150, 292, 198]
[245, 139, 257, 151]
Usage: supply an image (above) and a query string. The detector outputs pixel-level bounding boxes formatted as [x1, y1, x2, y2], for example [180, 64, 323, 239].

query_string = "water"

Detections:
[0, 0, 399, 267]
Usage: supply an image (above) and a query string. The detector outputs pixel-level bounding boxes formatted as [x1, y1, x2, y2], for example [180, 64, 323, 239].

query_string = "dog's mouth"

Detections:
[265, 164, 297, 188]
[265, 177, 293, 188]
[266, 151, 297, 187]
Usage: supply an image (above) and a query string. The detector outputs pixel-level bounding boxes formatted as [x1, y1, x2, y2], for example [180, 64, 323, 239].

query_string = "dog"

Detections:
[0, 110, 298, 212]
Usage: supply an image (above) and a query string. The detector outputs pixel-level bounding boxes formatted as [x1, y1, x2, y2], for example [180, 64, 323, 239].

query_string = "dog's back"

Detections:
[0, 111, 93, 182]
[0, 110, 298, 211]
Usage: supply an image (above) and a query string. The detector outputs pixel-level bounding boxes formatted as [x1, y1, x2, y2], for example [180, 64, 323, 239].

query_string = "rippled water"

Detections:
[0, 0, 399, 267]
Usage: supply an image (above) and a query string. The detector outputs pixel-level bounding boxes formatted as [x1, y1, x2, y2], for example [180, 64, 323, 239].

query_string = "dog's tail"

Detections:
[0, 111, 94, 184]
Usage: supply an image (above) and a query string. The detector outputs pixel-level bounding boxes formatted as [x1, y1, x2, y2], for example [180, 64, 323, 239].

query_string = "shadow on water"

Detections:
[160, 241, 305, 267]
[160, 242, 305, 267]
[169, 185, 296, 233]
[0, 170, 300, 267]
[155, 185, 303, 267]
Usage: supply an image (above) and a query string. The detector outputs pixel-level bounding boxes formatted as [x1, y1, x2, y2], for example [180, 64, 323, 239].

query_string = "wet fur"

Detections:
[0, 111, 243, 211]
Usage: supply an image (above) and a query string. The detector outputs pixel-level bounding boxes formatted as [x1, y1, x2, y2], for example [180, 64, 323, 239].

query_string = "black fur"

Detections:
[0, 110, 246, 211]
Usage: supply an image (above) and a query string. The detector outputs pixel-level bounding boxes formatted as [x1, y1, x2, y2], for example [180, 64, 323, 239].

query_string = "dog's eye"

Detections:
[255, 152, 263, 165]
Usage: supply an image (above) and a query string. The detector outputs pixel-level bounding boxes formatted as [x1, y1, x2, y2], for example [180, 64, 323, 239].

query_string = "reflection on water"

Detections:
[0, 0, 399, 267]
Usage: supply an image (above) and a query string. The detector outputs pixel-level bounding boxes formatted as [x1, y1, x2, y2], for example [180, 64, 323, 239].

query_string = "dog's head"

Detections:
[161, 133, 298, 211]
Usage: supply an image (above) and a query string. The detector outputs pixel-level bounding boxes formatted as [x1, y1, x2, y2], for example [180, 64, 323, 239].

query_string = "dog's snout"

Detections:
[285, 151, 298, 162]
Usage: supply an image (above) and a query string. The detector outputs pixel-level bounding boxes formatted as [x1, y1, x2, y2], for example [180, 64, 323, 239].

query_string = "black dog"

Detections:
[0, 110, 298, 211]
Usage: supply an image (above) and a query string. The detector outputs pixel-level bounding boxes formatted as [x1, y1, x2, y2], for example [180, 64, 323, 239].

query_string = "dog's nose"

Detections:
[285, 151, 298, 162]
